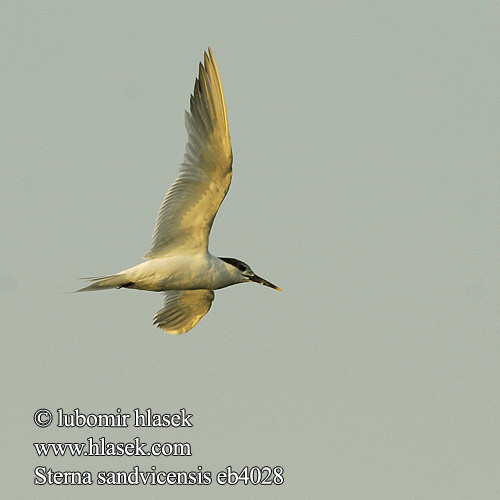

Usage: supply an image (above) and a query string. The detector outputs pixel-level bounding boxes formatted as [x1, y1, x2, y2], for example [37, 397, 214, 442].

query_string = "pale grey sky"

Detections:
[2, 1, 500, 499]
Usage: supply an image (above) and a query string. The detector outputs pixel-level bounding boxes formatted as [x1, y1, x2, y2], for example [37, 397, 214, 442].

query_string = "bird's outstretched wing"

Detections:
[153, 290, 215, 334]
[145, 48, 232, 258]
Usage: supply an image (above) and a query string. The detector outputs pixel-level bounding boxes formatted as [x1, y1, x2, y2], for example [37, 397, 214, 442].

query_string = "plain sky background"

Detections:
[2, 1, 499, 498]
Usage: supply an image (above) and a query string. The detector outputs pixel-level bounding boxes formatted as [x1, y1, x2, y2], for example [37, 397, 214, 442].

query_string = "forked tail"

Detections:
[76, 274, 132, 292]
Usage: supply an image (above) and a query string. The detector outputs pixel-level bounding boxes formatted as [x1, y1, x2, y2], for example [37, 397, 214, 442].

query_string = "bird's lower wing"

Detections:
[153, 290, 215, 335]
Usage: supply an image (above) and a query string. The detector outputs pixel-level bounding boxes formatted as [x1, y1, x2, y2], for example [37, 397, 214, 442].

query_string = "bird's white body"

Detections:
[79, 48, 280, 334]
[116, 254, 241, 292]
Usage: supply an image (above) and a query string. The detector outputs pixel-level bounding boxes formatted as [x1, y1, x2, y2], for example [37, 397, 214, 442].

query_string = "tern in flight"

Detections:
[78, 48, 281, 334]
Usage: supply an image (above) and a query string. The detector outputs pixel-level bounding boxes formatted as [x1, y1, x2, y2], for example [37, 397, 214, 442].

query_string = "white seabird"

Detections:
[78, 48, 281, 334]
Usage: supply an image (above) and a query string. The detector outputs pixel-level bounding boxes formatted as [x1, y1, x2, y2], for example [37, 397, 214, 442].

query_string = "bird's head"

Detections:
[220, 257, 282, 291]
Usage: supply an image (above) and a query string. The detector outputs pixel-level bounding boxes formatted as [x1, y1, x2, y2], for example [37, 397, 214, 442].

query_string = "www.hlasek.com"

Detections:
[34, 436, 191, 457]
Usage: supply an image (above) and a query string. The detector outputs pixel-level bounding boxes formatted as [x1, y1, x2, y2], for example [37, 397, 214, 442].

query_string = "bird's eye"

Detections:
[238, 264, 246, 272]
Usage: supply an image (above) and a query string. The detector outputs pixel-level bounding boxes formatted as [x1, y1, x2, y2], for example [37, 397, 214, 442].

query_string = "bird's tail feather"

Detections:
[76, 274, 131, 292]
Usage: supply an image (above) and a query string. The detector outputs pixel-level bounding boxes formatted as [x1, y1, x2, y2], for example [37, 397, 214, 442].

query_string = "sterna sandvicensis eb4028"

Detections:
[78, 48, 281, 334]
